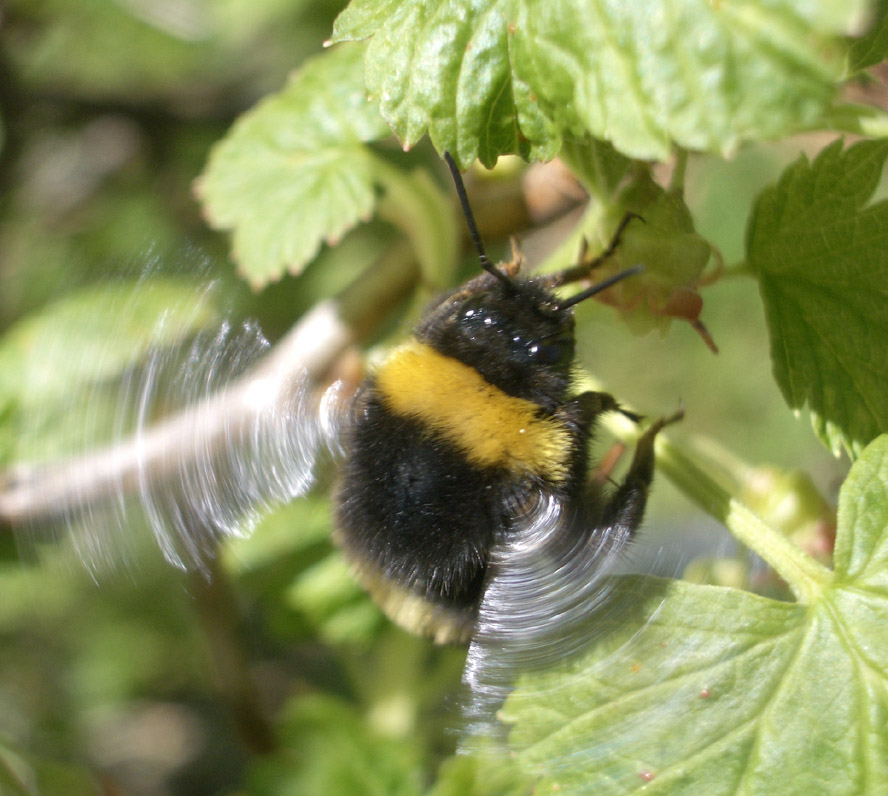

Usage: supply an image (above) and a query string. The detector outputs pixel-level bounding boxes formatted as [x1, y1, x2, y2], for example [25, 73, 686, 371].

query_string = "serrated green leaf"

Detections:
[539, 169, 715, 341]
[498, 434, 888, 795]
[196, 43, 392, 287]
[834, 434, 888, 590]
[748, 138, 888, 458]
[331, 0, 862, 167]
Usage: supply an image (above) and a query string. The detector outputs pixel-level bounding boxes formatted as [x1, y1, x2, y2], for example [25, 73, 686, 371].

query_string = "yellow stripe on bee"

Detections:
[374, 341, 571, 481]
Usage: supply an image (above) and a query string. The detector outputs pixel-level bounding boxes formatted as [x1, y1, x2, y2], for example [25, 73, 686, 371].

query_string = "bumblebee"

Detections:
[334, 154, 677, 644]
[2, 154, 675, 654]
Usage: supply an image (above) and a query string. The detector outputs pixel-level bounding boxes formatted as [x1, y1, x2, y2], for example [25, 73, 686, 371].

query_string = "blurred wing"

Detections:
[5, 276, 350, 572]
[461, 487, 632, 741]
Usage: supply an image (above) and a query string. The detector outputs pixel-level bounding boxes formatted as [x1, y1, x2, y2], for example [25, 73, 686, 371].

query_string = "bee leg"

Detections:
[570, 390, 620, 423]
[566, 391, 650, 435]
[601, 408, 683, 537]
[559, 391, 655, 486]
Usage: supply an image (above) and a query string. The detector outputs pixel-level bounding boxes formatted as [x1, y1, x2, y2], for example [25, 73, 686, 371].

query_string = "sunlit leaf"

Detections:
[331, 0, 864, 166]
[499, 435, 888, 795]
[197, 44, 392, 287]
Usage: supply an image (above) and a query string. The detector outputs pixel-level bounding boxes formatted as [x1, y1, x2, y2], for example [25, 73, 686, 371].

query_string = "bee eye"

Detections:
[535, 335, 573, 365]
[537, 342, 566, 365]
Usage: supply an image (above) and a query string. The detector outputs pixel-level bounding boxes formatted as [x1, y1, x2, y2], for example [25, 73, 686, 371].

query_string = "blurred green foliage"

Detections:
[1, 1, 885, 795]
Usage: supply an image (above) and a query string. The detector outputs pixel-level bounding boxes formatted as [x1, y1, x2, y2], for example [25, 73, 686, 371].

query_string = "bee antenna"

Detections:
[557, 265, 644, 310]
[443, 152, 517, 291]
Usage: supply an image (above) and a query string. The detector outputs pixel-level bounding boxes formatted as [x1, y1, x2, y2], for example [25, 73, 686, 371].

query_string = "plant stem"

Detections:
[670, 148, 688, 192]
[722, 260, 755, 279]
[189, 553, 276, 755]
[653, 435, 833, 603]
[558, 138, 628, 206]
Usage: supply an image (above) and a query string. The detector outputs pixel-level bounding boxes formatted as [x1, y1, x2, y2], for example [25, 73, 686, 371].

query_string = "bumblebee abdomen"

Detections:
[334, 390, 506, 641]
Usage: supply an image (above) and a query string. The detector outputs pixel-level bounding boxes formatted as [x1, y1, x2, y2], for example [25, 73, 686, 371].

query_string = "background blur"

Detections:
[0, 1, 849, 794]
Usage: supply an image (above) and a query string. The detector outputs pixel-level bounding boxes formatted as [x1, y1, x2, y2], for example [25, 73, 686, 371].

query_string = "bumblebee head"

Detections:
[456, 283, 575, 370]
[434, 153, 641, 409]
[415, 272, 576, 409]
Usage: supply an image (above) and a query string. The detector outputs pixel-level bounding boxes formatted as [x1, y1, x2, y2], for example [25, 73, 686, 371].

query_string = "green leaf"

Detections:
[0, 732, 103, 796]
[748, 138, 888, 458]
[286, 552, 385, 645]
[834, 434, 888, 590]
[196, 44, 393, 288]
[331, 0, 862, 167]
[427, 750, 535, 796]
[223, 495, 332, 573]
[4, 0, 217, 101]
[247, 693, 425, 796]
[538, 169, 716, 340]
[0, 279, 217, 405]
[3, 0, 331, 104]
[847, 1, 888, 71]
[498, 434, 888, 795]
